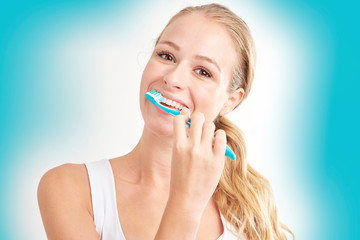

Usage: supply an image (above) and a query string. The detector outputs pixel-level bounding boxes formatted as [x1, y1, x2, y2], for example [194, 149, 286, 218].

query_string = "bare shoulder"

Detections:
[38, 163, 90, 207]
[38, 163, 98, 240]
[38, 163, 88, 192]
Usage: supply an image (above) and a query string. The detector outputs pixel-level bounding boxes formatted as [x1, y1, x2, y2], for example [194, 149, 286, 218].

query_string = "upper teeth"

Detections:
[161, 97, 184, 110]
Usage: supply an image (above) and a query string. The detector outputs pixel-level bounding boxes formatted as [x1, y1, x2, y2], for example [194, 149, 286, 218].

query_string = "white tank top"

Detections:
[85, 159, 242, 240]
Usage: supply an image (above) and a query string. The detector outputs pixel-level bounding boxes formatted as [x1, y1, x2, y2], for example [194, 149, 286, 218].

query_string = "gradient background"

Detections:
[1, 0, 359, 239]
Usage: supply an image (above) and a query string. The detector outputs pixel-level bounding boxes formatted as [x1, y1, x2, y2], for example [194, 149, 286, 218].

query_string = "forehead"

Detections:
[159, 13, 238, 73]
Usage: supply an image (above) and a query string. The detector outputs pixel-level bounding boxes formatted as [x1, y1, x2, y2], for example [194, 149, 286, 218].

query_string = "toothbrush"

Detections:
[145, 90, 236, 160]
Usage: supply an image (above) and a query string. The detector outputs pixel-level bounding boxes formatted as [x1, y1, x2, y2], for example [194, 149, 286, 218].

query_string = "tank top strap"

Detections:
[85, 159, 125, 240]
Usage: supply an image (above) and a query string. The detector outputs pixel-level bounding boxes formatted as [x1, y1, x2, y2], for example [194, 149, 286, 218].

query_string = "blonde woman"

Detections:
[38, 3, 293, 240]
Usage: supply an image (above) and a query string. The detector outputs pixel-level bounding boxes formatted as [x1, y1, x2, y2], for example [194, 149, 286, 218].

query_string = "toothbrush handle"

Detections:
[225, 145, 236, 160]
[186, 119, 236, 160]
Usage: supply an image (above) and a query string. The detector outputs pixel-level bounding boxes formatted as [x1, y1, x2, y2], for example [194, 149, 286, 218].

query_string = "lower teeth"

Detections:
[161, 103, 180, 110]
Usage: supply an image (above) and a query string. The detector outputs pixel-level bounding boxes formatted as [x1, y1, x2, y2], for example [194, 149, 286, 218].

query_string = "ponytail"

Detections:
[214, 116, 294, 239]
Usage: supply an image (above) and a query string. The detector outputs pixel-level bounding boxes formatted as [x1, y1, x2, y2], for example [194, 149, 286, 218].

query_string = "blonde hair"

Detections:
[156, 3, 294, 240]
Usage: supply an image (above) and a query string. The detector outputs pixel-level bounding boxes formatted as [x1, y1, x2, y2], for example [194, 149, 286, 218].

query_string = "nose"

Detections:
[163, 63, 188, 91]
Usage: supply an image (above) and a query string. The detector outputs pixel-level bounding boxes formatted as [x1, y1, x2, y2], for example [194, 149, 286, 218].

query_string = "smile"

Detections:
[160, 96, 184, 111]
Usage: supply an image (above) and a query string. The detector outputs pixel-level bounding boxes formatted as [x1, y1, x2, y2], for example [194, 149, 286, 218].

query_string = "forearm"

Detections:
[154, 200, 203, 240]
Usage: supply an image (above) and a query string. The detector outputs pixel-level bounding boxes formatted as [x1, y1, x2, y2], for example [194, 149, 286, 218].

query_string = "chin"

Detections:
[144, 116, 174, 138]
[147, 123, 174, 138]
[141, 102, 175, 137]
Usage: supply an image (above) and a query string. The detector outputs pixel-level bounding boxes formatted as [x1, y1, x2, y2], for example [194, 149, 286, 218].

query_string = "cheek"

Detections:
[141, 62, 155, 85]
[140, 62, 157, 95]
[193, 90, 224, 119]
[144, 58, 167, 75]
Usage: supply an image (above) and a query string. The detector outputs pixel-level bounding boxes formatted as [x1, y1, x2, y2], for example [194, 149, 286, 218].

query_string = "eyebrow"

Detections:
[157, 40, 221, 72]
[157, 40, 180, 51]
[194, 55, 221, 72]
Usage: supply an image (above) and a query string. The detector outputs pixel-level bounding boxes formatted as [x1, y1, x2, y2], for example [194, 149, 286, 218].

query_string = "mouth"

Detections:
[155, 90, 188, 111]
[160, 98, 184, 111]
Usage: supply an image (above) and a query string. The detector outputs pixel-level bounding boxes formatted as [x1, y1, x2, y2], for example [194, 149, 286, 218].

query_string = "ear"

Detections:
[219, 88, 245, 116]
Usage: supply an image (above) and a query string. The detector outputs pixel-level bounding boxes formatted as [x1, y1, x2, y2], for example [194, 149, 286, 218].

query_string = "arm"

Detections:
[155, 110, 226, 240]
[155, 202, 202, 240]
[37, 164, 99, 240]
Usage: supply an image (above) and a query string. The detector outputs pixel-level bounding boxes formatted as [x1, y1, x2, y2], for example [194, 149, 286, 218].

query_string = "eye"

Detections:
[194, 67, 212, 78]
[157, 51, 175, 63]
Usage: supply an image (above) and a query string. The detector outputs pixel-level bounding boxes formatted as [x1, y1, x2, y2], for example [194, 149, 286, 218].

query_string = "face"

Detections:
[140, 13, 240, 136]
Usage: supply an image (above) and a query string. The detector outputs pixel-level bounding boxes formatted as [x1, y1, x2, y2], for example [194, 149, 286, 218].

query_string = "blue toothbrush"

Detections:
[145, 90, 236, 160]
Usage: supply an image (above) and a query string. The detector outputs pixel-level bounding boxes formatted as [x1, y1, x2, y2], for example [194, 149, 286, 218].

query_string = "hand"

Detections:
[167, 108, 227, 214]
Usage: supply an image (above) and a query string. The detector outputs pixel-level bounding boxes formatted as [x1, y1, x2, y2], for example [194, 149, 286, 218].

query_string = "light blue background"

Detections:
[1, 0, 359, 239]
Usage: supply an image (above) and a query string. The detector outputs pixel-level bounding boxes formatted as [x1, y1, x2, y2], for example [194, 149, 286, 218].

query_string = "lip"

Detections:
[155, 90, 190, 110]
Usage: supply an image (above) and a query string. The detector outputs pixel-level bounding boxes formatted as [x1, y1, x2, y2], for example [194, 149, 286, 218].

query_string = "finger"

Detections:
[173, 108, 190, 142]
[180, 107, 191, 137]
[201, 121, 215, 148]
[189, 112, 205, 144]
[180, 107, 190, 122]
[213, 129, 227, 158]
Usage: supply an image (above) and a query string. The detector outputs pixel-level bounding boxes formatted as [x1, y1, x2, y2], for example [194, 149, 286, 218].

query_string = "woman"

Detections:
[38, 3, 293, 240]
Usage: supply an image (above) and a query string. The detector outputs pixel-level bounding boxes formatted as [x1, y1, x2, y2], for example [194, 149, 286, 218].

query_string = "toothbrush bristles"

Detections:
[149, 90, 165, 102]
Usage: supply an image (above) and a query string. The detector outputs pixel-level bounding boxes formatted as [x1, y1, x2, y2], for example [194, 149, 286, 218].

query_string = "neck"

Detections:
[125, 126, 174, 189]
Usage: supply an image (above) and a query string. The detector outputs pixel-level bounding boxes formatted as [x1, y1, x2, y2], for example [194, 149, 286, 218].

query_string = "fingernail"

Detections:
[180, 107, 189, 114]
